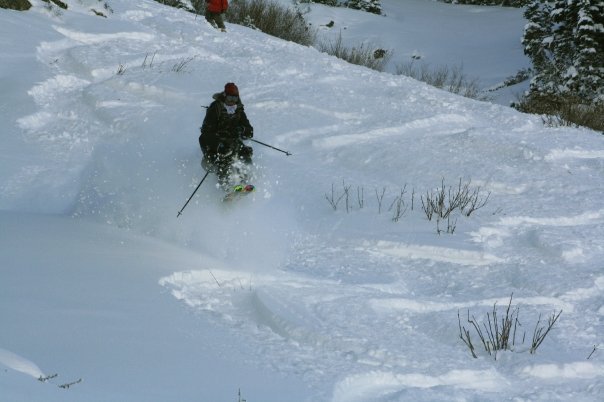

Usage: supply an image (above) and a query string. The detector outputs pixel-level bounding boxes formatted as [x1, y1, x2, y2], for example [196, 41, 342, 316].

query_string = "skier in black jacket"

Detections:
[199, 82, 254, 188]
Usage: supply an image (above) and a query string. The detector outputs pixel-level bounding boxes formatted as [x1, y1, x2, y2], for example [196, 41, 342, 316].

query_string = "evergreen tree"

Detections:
[522, 0, 556, 93]
[551, 0, 580, 92]
[573, 0, 604, 101]
[522, 0, 604, 104]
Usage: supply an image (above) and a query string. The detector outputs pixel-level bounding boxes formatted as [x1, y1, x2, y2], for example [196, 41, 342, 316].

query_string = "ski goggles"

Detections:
[225, 95, 239, 105]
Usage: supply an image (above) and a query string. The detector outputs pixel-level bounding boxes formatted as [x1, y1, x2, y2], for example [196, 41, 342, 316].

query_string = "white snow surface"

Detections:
[1, 0, 603, 401]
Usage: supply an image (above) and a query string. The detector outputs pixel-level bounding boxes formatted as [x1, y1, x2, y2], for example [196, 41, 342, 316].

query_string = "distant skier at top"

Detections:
[204, 0, 228, 32]
[199, 82, 254, 190]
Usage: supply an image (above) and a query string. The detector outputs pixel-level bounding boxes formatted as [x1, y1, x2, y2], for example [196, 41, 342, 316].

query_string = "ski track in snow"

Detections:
[472, 208, 604, 263]
[544, 148, 604, 161]
[159, 129, 604, 397]
[369, 240, 505, 266]
[161, 265, 604, 399]
[331, 368, 507, 402]
[521, 362, 604, 380]
[311, 113, 475, 149]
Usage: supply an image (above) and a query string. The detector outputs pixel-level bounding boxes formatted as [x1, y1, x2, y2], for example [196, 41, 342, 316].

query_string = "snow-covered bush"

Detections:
[346, 0, 381, 15]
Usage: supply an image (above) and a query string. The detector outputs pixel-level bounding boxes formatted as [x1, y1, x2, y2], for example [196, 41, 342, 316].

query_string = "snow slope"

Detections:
[301, 0, 531, 83]
[1, 1, 603, 401]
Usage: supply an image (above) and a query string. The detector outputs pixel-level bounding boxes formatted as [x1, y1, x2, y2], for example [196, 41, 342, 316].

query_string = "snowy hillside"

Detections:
[1, 1, 603, 401]
[295, 0, 532, 105]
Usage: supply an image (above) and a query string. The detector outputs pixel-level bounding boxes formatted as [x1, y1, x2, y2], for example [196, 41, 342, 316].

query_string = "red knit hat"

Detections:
[224, 82, 239, 96]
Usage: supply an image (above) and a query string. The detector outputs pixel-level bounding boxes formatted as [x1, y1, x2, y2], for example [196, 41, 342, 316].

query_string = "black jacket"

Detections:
[199, 92, 253, 155]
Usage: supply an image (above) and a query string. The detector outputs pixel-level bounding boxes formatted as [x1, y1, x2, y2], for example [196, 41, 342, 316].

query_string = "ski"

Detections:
[36, 373, 82, 390]
[223, 184, 255, 202]
[58, 378, 82, 389]
[38, 374, 58, 382]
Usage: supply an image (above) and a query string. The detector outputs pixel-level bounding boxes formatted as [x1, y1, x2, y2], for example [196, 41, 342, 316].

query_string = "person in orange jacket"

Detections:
[205, 0, 228, 32]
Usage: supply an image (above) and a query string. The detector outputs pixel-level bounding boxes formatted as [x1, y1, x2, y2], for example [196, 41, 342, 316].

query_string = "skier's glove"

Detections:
[237, 126, 253, 140]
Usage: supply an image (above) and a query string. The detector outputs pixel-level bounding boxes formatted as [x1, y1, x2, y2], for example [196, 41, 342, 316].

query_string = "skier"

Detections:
[199, 82, 254, 191]
[204, 0, 229, 32]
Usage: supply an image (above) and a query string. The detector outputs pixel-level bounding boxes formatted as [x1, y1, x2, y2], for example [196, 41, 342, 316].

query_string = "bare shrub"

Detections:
[530, 310, 562, 354]
[396, 61, 487, 101]
[587, 345, 599, 360]
[375, 187, 387, 214]
[325, 182, 346, 211]
[389, 186, 408, 222]
[116, 63, 126, 75]
[142, 51, 157, 69]
[325, 178, 489, 233]
[420, 178, 490, 221]
[356, 186, 364, 209]
[458, 294, 562, 359]
[172, 56, 195, 72]
[437, 215, 457, 235]
[514, 93, 604, 132]
[325, 180, 368, 213]
[228, 0, 316, 46]
[316, 32, 392, 72]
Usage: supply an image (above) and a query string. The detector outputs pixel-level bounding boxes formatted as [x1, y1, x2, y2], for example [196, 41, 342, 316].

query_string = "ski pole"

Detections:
[250, 139, 292, 156]
[177, 170, 210, 217]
